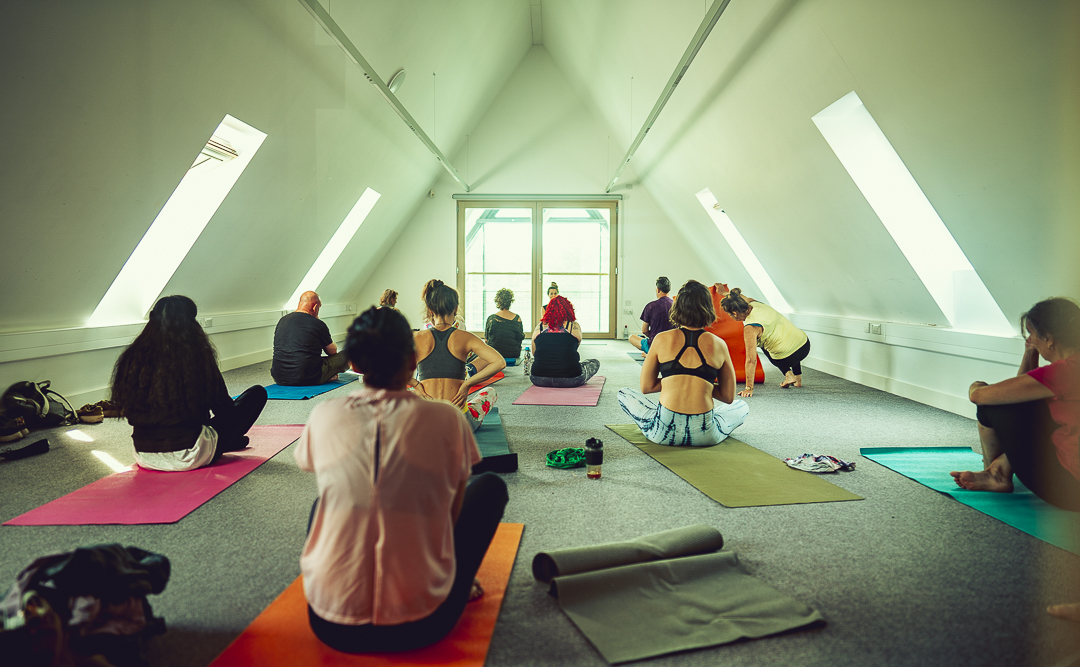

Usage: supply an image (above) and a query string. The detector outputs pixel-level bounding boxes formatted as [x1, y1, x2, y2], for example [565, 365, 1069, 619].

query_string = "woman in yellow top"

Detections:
[720, 288, 810, 397]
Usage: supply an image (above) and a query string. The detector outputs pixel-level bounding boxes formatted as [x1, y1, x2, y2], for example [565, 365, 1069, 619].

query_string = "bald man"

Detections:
[271, 291, 349, 386]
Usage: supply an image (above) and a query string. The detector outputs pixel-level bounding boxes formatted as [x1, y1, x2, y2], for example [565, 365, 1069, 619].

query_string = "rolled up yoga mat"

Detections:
[532, 526, 824, 663]
[605, 424, 862, 507]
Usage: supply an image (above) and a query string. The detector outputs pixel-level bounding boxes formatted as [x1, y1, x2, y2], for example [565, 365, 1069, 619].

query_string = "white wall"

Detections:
[358, 47, 716, 335]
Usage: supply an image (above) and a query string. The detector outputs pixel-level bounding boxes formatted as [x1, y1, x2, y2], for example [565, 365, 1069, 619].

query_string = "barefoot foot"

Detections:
[780, 372, 798, 388]
[469, 579, 484, 602]
[949, 467, 1013, 493]
[1047, 603, 1080, 622]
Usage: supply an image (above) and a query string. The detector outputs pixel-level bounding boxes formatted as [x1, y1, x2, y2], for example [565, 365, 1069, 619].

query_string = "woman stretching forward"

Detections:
[297, 306, 509, 652]
[618, 280, 748, 446]
[410, 279, 505, 430]
[720, 288, 810, 397]
[530, 295, 600, 387]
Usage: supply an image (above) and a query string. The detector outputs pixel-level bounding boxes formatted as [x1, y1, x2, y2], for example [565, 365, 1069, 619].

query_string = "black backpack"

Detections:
[1, 381, 77, 428]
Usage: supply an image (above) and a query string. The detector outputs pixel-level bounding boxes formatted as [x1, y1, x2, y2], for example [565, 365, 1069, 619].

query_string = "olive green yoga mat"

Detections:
[532, 526, 824, 663]
[605, 424, 862, 507]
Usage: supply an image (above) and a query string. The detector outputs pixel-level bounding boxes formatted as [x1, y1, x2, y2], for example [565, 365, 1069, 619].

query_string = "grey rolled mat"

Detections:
[532, 526, 824, 664]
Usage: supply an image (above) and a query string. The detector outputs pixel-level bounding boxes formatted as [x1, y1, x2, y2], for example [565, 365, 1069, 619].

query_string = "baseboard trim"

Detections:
[803, 355, 976, 419]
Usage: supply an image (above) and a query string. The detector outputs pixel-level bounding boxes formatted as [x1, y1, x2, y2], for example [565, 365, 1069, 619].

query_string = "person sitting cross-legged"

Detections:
[409, 279, 505, 431]
[271, 291, 349, 386]
[618, 280, 748, 446]
[629, 276, 674, 357]
[529, 295, 600, 388]
[297, 306, 509, 653]
[484, 288, 525, 365]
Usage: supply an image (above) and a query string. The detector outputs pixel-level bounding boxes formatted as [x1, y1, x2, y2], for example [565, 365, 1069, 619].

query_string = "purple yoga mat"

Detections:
[512, 376, 606, 406]
[4, 424, 304, 526]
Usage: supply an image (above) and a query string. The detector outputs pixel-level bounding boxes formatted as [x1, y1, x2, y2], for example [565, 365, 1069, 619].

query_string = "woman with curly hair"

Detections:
[529, 295, 600, 388]
[297, 306, 508, 652]
[484, 288, 524, 364]
[618, 280, 748, 446]
[409, 280, 505, 430]
[110, 295, 267, 471]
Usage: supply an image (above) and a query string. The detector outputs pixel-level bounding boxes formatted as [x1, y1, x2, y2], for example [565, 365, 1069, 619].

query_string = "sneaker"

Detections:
[0, 417, 27, 443]
[96, 400, 121, 418]
[77, 404, 104, 424]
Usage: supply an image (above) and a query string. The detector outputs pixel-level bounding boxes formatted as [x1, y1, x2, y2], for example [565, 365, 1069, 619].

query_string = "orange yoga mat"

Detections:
[209, 523, 524, 667]
[707, 284, 765, 384]
[469, 371, 505, 394]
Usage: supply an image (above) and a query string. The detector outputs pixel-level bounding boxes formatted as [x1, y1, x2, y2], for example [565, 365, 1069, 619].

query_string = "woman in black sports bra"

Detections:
[617, 280, 749, 446]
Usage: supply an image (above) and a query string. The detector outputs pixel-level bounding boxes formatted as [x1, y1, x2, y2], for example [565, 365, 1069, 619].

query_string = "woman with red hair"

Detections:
[529, 295, 600, 388]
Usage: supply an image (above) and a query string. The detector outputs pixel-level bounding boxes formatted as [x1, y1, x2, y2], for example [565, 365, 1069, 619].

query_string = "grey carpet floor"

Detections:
[2, 341, 1079, 666]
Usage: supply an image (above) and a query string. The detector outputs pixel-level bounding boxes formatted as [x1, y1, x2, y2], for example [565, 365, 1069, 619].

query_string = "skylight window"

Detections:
[284, 187, 381, 309]
[696, 188, 792, 313]
[88, 115, 267, 327]
[812, 91, 1013, 336]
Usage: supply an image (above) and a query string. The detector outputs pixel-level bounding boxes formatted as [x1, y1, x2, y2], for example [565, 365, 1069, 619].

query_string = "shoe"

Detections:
[0, 417, 27, 443]
[77, 404, 104, 424]
[95, 400, 121, 418]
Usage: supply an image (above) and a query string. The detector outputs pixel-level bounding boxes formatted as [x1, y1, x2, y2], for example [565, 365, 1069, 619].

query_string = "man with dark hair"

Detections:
[271, 291, 349, 386]
[629, 277, 674, 357]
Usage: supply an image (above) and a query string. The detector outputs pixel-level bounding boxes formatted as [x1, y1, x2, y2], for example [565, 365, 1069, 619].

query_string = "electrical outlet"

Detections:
[346, 304, 355, 312]
[870, 323, 882, 335]
[202, 317, 213, 328]
[624, 300, 632, 307]
[623, 308, 634, 315]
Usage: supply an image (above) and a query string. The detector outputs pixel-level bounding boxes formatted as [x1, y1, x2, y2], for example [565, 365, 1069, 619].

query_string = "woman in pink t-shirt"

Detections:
[296, 306, 509, 652]
[951, 298, 1080, 511]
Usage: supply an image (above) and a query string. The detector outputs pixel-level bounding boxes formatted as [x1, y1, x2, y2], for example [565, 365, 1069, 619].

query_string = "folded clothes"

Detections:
[784, 453, 855, 473]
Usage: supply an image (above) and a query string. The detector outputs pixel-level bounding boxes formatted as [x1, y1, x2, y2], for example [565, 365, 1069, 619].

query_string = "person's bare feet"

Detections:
[1047, 603, 1080, 621]
[329, 374, 339, 382]
[469, 579, 484, 602]
[950, 465, 1014, 493]
[780, 372, 802, 388]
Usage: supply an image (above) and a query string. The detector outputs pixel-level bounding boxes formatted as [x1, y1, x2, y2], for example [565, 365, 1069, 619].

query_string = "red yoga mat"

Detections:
[209, 522, 525, 667]
[512, 376, 606, 406]
[468, 371, 504, 394]
[4, 424, 303, 526]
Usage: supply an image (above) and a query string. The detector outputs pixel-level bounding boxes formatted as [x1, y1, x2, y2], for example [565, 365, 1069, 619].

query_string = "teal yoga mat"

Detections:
[861, 447, 1080, 554]
[263, 374, 359, 400]
[627, 352, 644, 364]
[472, 408, 517, 474]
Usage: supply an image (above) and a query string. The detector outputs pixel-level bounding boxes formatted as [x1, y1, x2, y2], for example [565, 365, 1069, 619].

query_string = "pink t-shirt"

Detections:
[295, 388, 481, 626]
[1028, 354, 1080, 479]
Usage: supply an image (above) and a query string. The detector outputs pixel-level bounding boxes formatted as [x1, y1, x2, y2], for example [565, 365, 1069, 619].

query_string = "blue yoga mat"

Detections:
[627, 352, 644, 364]
[263, 374, 359, 400]
[861, 447, 1080, 555]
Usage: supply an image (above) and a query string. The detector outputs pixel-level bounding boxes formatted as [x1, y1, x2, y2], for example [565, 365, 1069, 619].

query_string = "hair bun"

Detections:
[730, 288, 742, 296]
[432, 279, 444, 288]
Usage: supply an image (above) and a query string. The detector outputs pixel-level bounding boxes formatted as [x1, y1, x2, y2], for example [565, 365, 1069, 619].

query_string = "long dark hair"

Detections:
[347, 307, 414, 387]
[110, 295, 222, 416]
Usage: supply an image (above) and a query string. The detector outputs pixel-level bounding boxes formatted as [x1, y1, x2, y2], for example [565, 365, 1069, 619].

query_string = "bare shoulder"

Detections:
[699, 331, 731, 363]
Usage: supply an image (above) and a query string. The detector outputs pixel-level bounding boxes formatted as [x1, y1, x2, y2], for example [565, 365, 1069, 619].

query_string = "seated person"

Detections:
[271, 291, 349, 386]
[720, 288, 811, 396]
[629, 276, 674, 356]
[542, 282, 559, 315]
[110, 295, 267, 471]
[706, 282, 765, 385]
[409, 280, 505, 431]
[378, 288, 399, 311]
[529, 296, 600, 388]
[951, 297, 1080, 509]
[618, 280, 748, 446]
[296, 306, 509, 653]
[484, 288, 525, 365]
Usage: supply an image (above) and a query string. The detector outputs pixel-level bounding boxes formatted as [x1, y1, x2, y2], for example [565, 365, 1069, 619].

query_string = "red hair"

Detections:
[542, 296, 576, 328]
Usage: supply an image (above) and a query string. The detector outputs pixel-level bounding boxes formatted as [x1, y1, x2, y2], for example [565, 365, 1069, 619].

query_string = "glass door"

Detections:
[458, 200, 617, 337]
[459, 205, 534, 333]
[540, 207, 613, 335]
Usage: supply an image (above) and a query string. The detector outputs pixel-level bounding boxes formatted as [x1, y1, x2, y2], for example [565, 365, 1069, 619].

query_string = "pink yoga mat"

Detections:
[512, 376, 606, 406]
[4, 424, 303, 526]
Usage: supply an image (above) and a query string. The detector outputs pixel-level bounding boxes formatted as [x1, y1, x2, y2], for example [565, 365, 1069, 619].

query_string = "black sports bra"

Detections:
[657, 329, 720, 383]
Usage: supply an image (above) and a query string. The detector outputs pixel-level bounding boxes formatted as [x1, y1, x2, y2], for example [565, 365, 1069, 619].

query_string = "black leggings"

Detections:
[762, 338, 811, 376]
[308, 472, 509, 652]
[208, 385, 267, 463]
[977, 400, 1080, 511]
